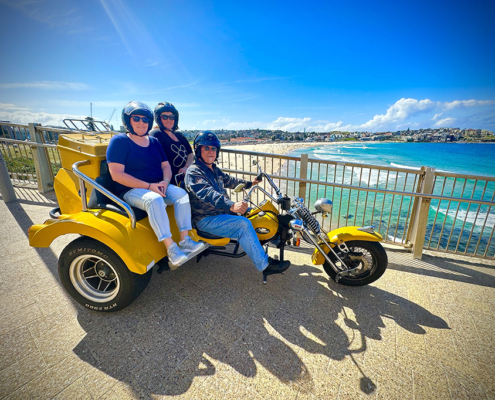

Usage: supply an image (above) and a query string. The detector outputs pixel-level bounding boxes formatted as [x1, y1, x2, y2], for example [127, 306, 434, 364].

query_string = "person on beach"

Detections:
[185, 131, 290, 277]
[149, 102, 193, 188]
[106, 101, 206, 267]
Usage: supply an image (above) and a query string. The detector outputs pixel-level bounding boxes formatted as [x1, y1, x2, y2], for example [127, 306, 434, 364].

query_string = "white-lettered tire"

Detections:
[323, 240, 388, 286]
[58, 237, 152, 312]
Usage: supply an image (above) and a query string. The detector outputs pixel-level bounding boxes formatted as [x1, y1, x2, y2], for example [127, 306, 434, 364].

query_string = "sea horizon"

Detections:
[288, 141, 495, 178]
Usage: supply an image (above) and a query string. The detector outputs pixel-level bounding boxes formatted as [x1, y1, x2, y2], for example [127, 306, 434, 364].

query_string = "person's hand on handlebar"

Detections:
[230, 201, 248, 214]
[252, 175, 262, 186]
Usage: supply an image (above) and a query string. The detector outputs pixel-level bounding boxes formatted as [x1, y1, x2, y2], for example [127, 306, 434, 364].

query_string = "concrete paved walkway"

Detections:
[1, 186, 494, 399]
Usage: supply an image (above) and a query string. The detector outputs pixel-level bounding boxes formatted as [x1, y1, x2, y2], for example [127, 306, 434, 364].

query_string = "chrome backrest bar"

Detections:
[72, 160, 137, 228]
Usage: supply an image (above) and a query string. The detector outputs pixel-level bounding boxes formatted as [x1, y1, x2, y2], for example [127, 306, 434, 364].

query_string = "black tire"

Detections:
[322, 241, 388, 286]
[58, 237, 152, 312]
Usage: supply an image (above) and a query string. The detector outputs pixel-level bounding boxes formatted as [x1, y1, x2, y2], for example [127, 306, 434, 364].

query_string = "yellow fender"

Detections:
[312, 226, 383, 265]
[29, 210, 169, 275]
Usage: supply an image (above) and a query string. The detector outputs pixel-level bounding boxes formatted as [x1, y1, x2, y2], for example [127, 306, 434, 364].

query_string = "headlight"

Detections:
[315, 198, 333, 213]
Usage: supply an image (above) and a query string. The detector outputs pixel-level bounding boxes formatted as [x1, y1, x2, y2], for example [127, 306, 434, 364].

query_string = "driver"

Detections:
[185, 131, 290, 277]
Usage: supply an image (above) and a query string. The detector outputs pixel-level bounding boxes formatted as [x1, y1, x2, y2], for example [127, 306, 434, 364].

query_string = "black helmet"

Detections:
[194, 131, 221, 163]
[122, 101, 153, 136]
[154, 102, 179, 132]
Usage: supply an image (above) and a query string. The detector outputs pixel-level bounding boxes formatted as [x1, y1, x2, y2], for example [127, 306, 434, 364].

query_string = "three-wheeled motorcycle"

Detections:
[28, 131, 387, 312]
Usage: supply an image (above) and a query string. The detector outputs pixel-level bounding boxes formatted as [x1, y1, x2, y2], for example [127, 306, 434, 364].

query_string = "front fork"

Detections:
[302, 228, 354, 283]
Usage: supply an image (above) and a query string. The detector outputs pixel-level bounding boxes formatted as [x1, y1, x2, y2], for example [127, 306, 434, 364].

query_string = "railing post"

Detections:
[410, 167, 435, 259]
[0, 151, 17, 203]
[298, 153, 309, 201]
[29, 123, 53, 193]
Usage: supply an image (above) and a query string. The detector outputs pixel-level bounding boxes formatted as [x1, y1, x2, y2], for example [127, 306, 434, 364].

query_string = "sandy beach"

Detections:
[223, 141, 331, 157]
[219, 141, 331, 178]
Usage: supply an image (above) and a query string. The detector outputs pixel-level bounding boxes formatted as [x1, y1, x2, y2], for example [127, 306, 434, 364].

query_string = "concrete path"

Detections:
[1, 187, 494, 399]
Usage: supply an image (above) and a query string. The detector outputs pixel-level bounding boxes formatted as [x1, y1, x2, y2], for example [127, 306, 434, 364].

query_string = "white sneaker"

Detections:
[167, 243, 188, 268]
[179, 236, 207, 254]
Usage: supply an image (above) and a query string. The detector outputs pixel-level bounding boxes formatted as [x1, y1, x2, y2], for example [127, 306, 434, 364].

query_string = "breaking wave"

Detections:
[390, 162, 421, 171]
[430, 204, 495, 227]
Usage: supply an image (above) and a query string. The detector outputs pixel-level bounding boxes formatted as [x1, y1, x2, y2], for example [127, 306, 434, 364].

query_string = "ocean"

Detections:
[289, 142, 495, 177]
[285, 142, 495, 256]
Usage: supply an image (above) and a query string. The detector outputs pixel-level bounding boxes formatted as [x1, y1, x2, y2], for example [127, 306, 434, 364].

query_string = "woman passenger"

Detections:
[149, 102, 193, 188]
[106, 101, 206, 267]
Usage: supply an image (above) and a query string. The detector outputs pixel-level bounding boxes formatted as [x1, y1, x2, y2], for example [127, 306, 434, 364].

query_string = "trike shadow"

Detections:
[73, 251, 449, 397]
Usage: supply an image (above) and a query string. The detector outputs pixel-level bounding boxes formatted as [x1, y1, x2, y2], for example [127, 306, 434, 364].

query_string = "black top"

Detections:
[185, 159, 252, 224]
[149, 129, 193, 181]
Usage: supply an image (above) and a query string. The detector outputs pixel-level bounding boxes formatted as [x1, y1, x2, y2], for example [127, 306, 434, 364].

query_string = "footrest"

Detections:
[169, 243, 210, 270]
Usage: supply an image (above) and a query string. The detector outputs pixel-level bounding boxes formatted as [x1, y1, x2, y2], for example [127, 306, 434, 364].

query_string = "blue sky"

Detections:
[0, 0, 494, 132]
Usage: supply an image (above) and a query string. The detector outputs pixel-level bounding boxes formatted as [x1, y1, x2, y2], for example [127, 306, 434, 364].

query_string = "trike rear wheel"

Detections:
[59, 237, 152, 312]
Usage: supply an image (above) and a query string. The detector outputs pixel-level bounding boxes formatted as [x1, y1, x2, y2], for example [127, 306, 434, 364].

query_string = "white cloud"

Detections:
[267, 117, 312, 131]
[434, 117, 457, 127]
[311, 121, 353, 132]
[193, 117, 352, 132]
[267, 118, 353, 132]
[432, 113, 443, 120]
[360, 98, 436, 130]
[0, 109, 86, 126]
[442, 100, 495, 110]
[0, 103, 29, 111]
[0, 81, 91, 90]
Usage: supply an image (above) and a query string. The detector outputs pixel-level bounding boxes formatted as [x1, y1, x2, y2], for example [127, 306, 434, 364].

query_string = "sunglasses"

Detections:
[203, 146, 217, 152]
[160, 115, 176, 120]
[131, 116, 150, 123]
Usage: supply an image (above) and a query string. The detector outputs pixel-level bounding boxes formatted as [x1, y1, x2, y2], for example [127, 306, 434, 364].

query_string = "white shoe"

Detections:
[179, 236, 207, 254]
[167, 243, 188, 269]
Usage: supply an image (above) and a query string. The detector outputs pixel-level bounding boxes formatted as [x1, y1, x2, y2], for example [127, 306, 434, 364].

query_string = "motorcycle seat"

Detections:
[194, 228, 224, 240]
[192, 221, 224, 240]
[87, 161, 148, 221]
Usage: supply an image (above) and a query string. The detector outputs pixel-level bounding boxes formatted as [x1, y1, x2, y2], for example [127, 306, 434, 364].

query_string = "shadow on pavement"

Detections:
[72, 252, 450, 397]
[387, 249, 495, 287]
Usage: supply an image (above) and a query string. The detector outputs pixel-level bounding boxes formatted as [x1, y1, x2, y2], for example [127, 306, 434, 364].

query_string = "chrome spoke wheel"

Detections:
[69, 254, 120, 303]
[323, 241, 388, 286]
[342, 248, 375, 277]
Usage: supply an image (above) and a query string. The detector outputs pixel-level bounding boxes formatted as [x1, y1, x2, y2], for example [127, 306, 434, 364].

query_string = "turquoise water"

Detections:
[285, 142, 495, 256]
[289, 142, 495, 177]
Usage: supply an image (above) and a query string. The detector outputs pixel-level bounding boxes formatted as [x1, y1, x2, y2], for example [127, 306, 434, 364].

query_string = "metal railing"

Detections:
[1, 121, 494, 259]
[219, 148, 495, 260]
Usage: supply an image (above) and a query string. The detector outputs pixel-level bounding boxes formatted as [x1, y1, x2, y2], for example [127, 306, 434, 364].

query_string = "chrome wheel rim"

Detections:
[69, 254, 120, 303]
[334, 246, 376, 279]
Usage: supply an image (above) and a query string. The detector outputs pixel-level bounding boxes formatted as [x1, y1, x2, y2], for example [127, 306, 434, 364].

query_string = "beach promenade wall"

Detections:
[1, 122, 494, 261]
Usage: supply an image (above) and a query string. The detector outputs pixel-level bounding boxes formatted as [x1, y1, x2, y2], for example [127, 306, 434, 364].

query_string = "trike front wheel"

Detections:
[59, 237, 152, 312]
[323, 240, 388, 286]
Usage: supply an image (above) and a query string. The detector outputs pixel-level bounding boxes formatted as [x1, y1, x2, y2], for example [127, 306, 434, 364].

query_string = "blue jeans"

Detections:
[123, 185, 192, 242]
[196, 214, 269, 271]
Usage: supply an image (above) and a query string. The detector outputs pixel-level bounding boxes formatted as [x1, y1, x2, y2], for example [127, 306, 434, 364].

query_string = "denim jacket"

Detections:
[185, 159, 252, 225]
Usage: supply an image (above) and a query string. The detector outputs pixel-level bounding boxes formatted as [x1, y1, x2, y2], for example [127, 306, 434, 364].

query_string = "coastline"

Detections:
[223, 140, 495, 159]
[223, 141, 333, 157]
[221, 140, 495, 178]
[220, 142, 331, 177]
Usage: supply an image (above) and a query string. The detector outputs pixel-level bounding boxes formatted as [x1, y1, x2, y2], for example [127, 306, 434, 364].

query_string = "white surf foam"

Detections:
[431, 204, 495, 227]
[390, 162, 421, 171]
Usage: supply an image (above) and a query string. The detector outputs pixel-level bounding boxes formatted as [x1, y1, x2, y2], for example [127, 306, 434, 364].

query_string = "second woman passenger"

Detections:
[150, 102, 193, 188]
